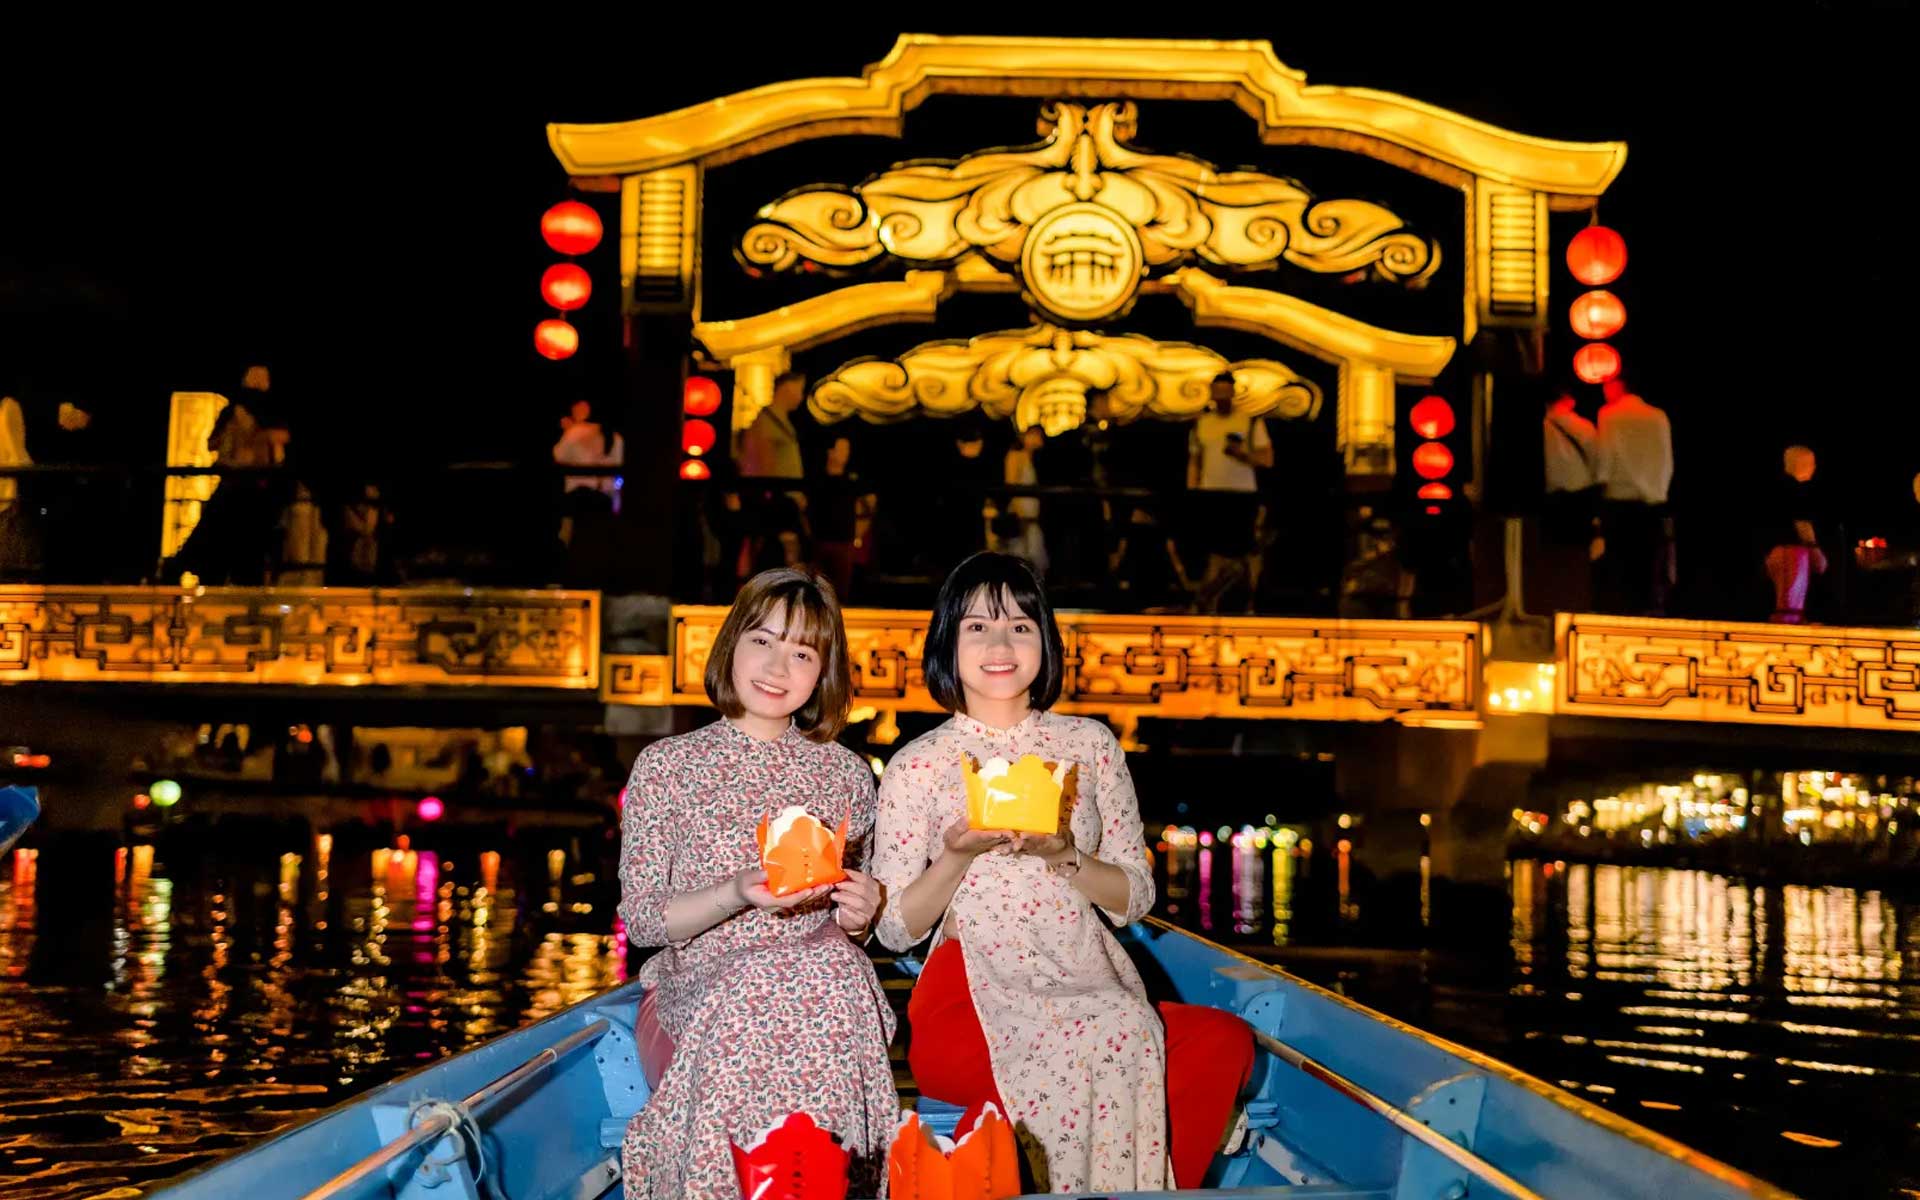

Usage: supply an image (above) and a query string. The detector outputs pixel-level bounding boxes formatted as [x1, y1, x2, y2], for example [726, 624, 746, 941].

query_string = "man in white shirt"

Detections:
[1538, 390, 1601, 613]
[1593, 379, 1674, 615]
[1186, 373, 1272, 612]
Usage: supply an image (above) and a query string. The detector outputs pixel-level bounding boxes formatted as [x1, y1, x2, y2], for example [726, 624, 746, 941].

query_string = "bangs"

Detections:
[740, 581, 834, 651]
[964, 583, 1034, 623]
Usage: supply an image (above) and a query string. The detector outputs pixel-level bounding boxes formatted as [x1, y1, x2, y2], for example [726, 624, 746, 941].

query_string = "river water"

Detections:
[1, 831, 1916, 1198]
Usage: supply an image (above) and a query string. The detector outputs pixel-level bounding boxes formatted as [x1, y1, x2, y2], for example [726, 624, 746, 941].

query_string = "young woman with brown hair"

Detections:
[616, 568, 895, 1198]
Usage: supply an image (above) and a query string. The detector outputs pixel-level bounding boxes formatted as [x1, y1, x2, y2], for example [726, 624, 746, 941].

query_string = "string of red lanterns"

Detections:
[681, 376, 721, 481]
[533, 199, 603, 361]
[1408, 393, 1457, 513]
[1566, 224, 1626, 385]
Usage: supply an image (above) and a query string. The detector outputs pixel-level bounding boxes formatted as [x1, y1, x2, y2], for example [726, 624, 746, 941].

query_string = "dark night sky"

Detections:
[2, 10, 1915, 528]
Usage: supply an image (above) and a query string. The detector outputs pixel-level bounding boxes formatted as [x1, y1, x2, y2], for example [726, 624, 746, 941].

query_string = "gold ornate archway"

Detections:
[551, 35, 1624, 477]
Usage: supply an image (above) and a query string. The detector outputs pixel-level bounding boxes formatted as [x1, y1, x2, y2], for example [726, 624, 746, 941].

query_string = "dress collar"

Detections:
[718, 717, 805, 749]
[950, 708, 1042, 741]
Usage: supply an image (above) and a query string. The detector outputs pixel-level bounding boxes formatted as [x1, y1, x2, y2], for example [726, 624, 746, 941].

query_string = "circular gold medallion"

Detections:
[1020, 202, 1144, 323]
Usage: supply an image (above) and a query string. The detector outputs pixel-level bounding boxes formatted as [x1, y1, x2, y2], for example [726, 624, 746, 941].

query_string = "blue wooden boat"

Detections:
[152, 919, 1788, 1200]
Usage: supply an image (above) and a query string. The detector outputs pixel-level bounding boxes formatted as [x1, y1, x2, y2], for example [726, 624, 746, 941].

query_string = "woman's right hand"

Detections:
[731, 868, 834, 911]
[943, 816, 1010, 859]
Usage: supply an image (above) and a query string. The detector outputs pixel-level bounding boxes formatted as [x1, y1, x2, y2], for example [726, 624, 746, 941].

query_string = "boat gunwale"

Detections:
[1137, 917, 1796, 1200]
[150, 979, 648, 1196]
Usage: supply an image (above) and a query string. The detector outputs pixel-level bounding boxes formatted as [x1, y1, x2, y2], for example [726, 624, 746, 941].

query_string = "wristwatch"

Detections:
[1048, 847, 1083, 877]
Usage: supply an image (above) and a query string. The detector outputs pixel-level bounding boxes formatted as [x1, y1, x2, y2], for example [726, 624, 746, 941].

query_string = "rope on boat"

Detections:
[1254, 1030, 1548, 1200]
[408, 1096, 494, 1197]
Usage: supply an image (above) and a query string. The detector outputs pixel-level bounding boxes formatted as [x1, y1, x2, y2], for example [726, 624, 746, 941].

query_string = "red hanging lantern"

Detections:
[681, 418, 717, 457]
[533, 318, 579, 361]
[1568, 289, 1626, 339]
[1572, 342, 1621, 384]
[679, 459, 711, 481]
[683, 376, 722, 417]
[1409, 396, 1455, 440]
[1566, 225, 1627, 286]
[540, 263, 593, 311]
[1417, 482, 1453, 500]
[541, 200, 603, 256]
[1411, 442, 1453, 480]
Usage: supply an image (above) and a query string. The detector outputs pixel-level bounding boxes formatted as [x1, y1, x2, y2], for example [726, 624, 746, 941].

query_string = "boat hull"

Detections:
[152, 919, 1788, 1200]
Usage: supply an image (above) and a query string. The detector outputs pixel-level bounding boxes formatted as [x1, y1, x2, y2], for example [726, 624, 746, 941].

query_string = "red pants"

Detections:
[907, 940, 1254, 1189]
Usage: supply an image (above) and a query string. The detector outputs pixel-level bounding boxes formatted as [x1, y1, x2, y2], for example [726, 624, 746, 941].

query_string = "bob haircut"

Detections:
[923, 552, 1064, 714]
[703, 568, 853, 743]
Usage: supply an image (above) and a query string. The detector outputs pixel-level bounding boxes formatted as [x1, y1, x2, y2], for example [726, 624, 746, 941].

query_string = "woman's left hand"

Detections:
[1006, 833, 1073, 865]
[831, 869, 881, 935]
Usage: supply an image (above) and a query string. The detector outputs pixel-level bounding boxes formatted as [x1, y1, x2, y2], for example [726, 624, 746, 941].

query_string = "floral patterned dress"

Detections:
[871, 710, 1170, 1192]
[618, 719, 899, 1199]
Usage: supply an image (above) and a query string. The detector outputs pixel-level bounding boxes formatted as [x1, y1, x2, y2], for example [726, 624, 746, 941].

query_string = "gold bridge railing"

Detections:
[604, 607, 1482, 728]
[3, 588, 1914, 732]
[0, 586, 599, 689]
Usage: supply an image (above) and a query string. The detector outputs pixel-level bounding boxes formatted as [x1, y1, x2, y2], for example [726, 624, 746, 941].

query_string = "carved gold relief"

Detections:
[742, 103, 1436, 323]
[809, 324, 1320, 437]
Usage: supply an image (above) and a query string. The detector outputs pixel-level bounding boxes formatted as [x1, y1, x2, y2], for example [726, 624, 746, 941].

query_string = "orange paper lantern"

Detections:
[1417, 482, 1452, 500]
[732, 1112, 850, 1200]
[683, 375, 722, 416]
[1568, 289, 1625, 339]
[1409, 395, 1455, 440]
[1567, 225, 1627, 286]
[682, 418, 717, 458]
[539, 262, 592, 311]
[1411, 442, 1453, 480]
[962, 754, 1071, 835]
[1572, 342, 1622, 384]
[533, 318, 579, 361]
[679, 459, 711, 481]
[888, 1105, 1021, 1200]
[755, 806, 849, 896]
[541, 200, 603, 256]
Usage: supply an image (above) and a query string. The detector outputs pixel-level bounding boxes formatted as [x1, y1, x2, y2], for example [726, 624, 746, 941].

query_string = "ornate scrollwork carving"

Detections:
[808, 323, 1321, 436]
[741, 102, 1438, 316]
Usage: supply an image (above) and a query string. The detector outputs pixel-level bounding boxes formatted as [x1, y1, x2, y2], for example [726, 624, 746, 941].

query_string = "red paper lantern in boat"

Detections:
[540, 263, 592, 311]
[1572, 342, 1621, 384]
[683, 376, 722, 417]
[541, 200, 603, 256]
[1566, 225, 1627, 286]
[1409, 396, 1455, 440]
[1411, 442, 1453, 480]
[679, 459, 711, 481]
[1418, 482, 1453, 500]
[681, 418, 717, 458]
[534, 318, 579, 361]
[1568, 289, 1626, 339]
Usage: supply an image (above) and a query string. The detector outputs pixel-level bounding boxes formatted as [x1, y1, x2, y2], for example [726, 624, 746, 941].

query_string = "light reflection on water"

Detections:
[0, 838, 622, 1199]
[3, 833, 1919, 1198]
[1155, 844, 1920, 1197]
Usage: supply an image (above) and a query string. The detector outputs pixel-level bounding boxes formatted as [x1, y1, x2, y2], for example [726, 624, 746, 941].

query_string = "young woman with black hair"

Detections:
[871, 552, 1252, 1193]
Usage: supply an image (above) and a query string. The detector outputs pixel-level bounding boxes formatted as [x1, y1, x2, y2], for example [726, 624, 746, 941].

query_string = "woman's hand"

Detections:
[1007, 832, 1074, 865]
[943, 816, 1010, 859]
[831, 869, 880, 934]
[732, 868, 834, 911]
